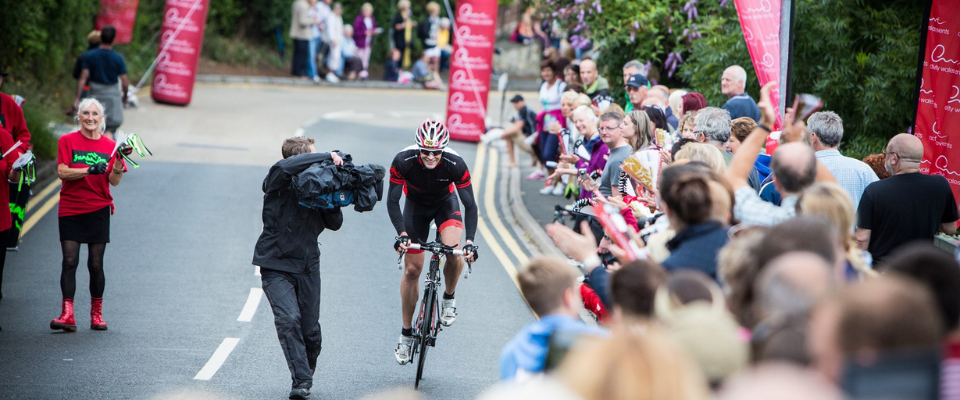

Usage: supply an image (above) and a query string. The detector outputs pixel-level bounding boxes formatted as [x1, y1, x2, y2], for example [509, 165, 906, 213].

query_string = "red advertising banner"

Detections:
[96, 0, 139, 44]
[916, 0, 960, 199]
[151, 0, 210, 106]
[734, 0, 782, 129]
[445, 0, 497, 142]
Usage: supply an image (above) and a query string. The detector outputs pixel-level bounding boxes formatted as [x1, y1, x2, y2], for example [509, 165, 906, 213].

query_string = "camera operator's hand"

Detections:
[331, 151, 343, 166]
[88, 162, 108, 175]
[394, 234, 410, 254]
[462, 241, 479, 263]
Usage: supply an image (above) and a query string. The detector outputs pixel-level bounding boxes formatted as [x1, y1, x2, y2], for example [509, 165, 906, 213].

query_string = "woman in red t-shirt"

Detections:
[50, 98, 125, 332]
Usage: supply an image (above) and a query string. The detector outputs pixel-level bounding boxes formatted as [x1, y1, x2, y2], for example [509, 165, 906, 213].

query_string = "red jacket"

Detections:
[0, 126, 17, 230]
[0, 92, 31, 158]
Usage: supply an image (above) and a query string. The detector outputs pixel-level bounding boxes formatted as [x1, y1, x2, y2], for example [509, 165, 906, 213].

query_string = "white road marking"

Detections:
[254, 265, 261, 276]
[322, 110, 374, 120]
[294, 127, 305, 137]
[388, 111, 436, 118]
[194, 338, 241, 380]
[237, 288, 264, 322]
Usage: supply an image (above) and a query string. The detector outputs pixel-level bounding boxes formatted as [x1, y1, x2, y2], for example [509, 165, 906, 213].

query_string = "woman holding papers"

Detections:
[50, 98, 126, 332]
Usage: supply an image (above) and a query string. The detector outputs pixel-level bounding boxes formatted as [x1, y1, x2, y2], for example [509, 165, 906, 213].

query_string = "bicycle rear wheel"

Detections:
[415, 285, 435, 389]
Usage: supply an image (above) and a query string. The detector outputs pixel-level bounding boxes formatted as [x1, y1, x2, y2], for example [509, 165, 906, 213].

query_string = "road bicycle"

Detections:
[404, 241, 474, 389]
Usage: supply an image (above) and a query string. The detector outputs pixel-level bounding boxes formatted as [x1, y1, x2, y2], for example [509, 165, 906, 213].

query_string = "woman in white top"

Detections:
[324, 3, 345, 82]
[538, 59, 566, 112]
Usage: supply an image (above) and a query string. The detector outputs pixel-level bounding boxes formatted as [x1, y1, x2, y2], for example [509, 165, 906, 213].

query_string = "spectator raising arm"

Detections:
[726, 82, 777, 190]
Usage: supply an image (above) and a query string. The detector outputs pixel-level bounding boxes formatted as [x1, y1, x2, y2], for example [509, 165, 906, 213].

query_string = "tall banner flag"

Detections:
[96, 0, 140, 44]
[151, 0, 210, 106]
[734, 0, 783, 129]
[445, 0, 498, 142]
[916, 0, 960, 200]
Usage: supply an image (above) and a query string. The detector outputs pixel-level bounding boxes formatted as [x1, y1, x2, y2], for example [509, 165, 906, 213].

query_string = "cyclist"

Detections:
[389, 119, 479, 365]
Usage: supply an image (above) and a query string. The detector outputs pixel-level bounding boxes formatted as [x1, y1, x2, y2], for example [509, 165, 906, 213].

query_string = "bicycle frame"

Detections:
[405, 241, 468, 389]
[415, 253, 443, 350]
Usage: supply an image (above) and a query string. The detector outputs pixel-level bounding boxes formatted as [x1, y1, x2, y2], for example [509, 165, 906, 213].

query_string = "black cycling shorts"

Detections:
[403, 194, 463, 254]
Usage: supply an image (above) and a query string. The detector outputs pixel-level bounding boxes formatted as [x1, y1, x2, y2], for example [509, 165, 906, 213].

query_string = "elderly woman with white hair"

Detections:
[550, 105, 610, 200]
[50, 98, 127, 333]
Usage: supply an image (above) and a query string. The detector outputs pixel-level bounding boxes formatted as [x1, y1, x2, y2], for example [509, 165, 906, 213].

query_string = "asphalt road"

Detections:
[0, 84, 535, 400]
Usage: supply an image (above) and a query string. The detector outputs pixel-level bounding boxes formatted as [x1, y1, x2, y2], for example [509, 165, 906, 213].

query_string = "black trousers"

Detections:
[291, 39, 310, 77]
[261, 268, 322, 389]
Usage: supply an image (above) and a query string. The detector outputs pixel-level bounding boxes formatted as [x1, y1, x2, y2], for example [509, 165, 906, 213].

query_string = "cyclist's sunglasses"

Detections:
[420, 149, 443, 157]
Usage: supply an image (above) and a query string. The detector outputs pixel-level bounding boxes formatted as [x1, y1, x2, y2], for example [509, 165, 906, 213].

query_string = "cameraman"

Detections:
[252, 137, 343, 400]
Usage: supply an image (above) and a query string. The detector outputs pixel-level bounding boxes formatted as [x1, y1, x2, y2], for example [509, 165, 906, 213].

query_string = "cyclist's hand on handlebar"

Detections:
[463, 242, 479, 263]
[394, 234, 411, 254]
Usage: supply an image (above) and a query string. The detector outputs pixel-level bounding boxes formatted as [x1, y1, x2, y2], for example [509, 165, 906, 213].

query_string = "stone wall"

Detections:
[493, 40, 543, 78]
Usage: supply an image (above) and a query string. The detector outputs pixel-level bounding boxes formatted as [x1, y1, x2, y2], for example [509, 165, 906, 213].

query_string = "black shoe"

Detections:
[289, 387, 310, 400]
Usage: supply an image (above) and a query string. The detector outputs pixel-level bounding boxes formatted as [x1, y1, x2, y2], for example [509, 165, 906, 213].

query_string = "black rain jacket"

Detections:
[253, 153, 344, 274]
[292, 154, 385, 212]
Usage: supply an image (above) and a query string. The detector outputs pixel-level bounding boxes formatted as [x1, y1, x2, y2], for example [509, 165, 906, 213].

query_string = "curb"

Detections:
[195, 73, 544, 92]
[504, 162, 563, 258]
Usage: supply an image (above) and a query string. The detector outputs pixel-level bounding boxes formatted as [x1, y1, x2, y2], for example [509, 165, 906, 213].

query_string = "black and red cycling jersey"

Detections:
[387, 145, 478, 242]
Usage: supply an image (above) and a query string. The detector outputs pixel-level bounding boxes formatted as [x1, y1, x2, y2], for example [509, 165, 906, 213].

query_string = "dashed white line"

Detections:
[194, 338, 241, 380]
[237, 288, 264, 322]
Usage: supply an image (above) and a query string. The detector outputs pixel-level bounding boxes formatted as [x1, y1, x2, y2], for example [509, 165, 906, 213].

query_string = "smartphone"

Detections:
[592, 203, 639, 261]
[792, 93, 823, 122]
[578, 168, 589, 179]
[544, 114, 558, 131]
[841, 349, 940, 400]
[543, 330, 585, 372]
[558, 131, 569, 155]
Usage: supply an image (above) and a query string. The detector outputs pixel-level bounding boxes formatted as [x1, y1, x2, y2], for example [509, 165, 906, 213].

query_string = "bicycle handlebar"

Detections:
[407, 243, 464, 256]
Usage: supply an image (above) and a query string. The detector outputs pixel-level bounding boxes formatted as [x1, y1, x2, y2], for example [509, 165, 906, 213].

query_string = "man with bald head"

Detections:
[856, 134, 958, 265]
[754, 251, 834, 364]
[579, 59, 611, 106]
[721, 65, 761, 122]
[726, 82, 824, 226]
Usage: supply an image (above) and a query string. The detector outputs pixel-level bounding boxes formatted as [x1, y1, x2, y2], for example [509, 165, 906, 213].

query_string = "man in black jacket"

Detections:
[253, 137, 343, 400]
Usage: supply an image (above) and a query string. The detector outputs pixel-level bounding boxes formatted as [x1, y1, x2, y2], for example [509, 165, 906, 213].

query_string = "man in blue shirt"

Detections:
[74, 26, 129, 139]
[720, 65, 761, 122]
[808, 111, 878, 208]
[500, 256, 605, 381]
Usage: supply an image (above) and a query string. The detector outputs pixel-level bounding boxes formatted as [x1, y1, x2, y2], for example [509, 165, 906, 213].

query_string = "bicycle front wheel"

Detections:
[415, 286, 435, 389]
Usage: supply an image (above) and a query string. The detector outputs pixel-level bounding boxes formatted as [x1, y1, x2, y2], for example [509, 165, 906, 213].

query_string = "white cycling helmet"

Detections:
[415, 119, 450, 150]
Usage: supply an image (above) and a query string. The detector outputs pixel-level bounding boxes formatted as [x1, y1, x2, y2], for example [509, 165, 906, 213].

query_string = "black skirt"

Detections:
[59, 206, 111, 243]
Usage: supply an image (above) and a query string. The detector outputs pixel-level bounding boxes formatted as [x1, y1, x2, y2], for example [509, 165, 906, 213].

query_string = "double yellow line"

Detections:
[471, 142, 530, 289]
[20, 179, 62, 240]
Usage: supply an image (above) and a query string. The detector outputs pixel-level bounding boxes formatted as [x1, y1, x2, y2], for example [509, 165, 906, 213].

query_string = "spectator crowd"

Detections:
[479, 52, 960, 400]
[289, 0, 452, 88]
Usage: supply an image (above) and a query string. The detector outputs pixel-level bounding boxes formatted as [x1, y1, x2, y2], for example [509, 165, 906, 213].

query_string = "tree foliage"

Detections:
[679, 0, 922, 157]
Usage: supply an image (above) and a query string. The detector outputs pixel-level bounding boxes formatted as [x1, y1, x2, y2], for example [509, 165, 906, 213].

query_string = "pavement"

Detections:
[0, 83, 539, 399]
